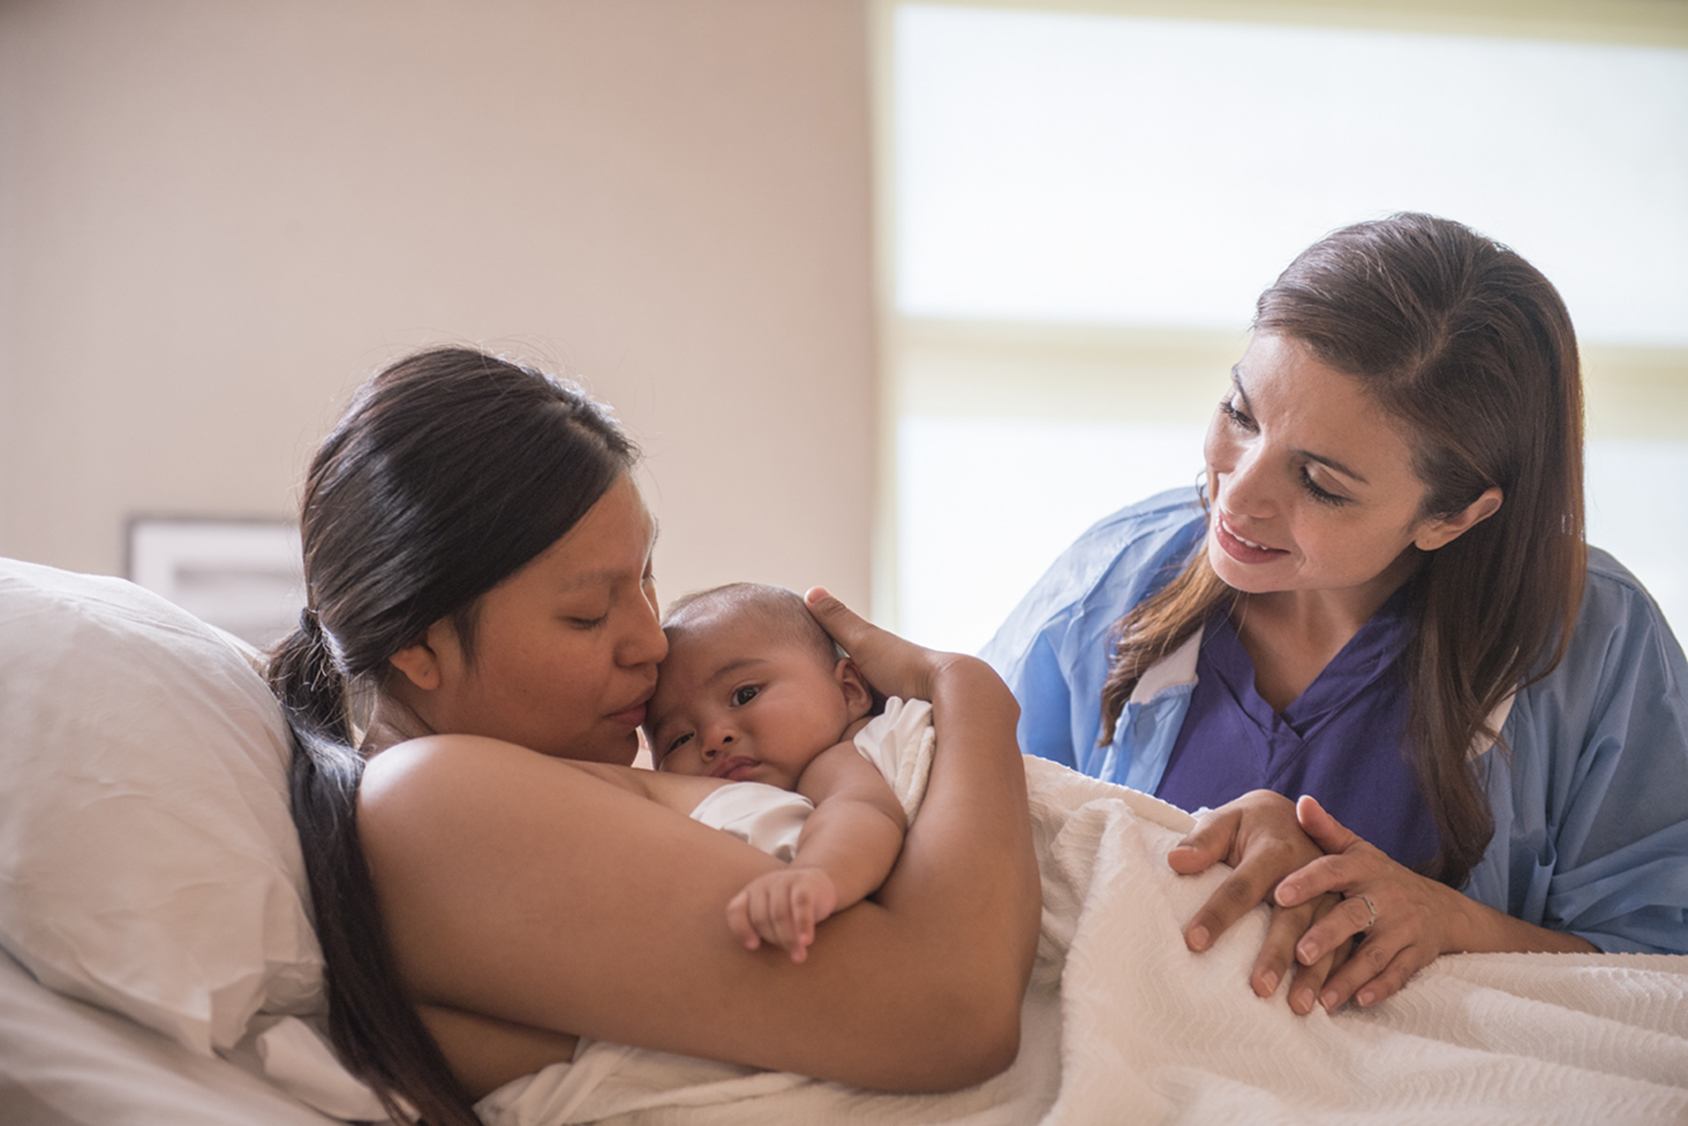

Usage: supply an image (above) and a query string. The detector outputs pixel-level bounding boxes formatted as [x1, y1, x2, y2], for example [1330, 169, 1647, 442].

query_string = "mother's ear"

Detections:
[1415, 486, 1503, 552]
[388, 618, 458, 692]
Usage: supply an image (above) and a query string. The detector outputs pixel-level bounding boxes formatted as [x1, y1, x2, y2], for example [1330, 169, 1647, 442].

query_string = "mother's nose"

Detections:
[619, 594, 669, 668]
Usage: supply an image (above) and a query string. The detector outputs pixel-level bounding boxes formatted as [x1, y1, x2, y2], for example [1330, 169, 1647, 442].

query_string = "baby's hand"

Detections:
[726, 868, 840, 963]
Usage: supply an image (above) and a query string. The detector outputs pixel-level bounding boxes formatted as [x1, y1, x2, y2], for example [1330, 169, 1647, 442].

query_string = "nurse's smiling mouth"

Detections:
[1214, 513, 1289, 565]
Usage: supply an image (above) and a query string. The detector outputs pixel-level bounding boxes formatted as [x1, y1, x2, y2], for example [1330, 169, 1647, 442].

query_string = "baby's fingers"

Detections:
[784, 884, 818, 963]
[725, 889, 762, 952]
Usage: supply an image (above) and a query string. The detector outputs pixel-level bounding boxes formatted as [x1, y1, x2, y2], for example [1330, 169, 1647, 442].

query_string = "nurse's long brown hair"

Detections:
[1098, 213, 1586, 887]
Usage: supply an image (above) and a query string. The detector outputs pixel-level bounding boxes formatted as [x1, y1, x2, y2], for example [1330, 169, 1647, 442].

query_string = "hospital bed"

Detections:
[2, 557, 1685, 1126]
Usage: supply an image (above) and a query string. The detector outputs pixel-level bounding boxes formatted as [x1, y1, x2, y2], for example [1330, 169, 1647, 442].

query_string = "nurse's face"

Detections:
[1203, 333, 1474, 607]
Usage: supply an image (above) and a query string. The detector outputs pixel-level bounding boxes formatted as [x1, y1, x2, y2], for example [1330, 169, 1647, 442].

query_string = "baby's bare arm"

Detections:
[793, 739, 908, 907]
[727, 742, 907, 961]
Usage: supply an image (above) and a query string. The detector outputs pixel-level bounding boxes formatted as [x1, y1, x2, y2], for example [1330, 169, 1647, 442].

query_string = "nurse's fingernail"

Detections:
[1291, 989, 1313, 1014]
[1357, 989, 1376, 1007]
[1259, 970, 1279, 995]
[1187, 926, 1210, 951]
[1320, 990, 1339, 1011]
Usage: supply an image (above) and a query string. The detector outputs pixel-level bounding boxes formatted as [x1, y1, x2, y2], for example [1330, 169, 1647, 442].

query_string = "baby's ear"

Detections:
[833, 657, 874, 721]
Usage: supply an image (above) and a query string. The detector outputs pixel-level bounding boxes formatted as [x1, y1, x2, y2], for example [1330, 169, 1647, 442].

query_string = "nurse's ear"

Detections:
[387, 618, 461, 692]
[1414, 486, 1503, 552]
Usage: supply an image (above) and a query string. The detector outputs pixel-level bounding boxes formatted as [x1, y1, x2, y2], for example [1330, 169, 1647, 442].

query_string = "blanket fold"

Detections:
[481, 757, 1688, 1126]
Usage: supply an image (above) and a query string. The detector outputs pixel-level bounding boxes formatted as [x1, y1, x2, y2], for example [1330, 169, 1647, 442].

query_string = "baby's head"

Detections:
[643, 583, 872, 788]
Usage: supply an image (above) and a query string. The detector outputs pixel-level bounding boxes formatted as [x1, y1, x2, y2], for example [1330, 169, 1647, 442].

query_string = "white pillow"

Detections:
[0, 557, 322, 1056]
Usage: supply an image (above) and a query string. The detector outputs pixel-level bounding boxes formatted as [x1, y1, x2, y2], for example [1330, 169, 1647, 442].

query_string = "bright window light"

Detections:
[896, 5, 1688, 345]
[889, 5, 1688, 651]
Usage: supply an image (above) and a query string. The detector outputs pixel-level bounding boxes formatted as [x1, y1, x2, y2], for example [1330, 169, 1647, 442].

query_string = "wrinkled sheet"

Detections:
[485, 758, 1688, 1126]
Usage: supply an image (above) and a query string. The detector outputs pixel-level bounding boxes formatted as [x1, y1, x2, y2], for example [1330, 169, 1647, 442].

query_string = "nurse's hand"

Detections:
[1275, 796, 1598, 1011]
[1167, 790, 1350, 1014]
[1271, 795, 1473, 1010]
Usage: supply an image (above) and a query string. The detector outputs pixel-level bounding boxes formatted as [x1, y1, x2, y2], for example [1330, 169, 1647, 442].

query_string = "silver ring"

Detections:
[1354, 894, 1377, 932]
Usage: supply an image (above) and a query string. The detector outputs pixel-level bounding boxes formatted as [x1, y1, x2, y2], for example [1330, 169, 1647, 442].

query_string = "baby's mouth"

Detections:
[710, 755, 758, 781]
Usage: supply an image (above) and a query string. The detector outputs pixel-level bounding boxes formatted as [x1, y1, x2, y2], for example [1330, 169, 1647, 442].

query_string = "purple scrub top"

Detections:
[1154, 587, 1441, 868]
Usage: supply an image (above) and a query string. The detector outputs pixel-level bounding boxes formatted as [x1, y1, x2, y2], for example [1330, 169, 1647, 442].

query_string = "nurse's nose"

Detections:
[1220, 444, 1276, 519]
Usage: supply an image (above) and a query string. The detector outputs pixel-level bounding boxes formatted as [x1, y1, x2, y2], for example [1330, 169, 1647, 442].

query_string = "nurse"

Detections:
[982, 213, 1688, 1017]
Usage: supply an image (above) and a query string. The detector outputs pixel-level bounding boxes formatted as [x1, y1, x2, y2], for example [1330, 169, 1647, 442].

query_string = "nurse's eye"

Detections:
[731, 685, 761, 707]
[1219, 397, 1256, 431]
[567, 614, 609, 630]
[1300, 467, 1349, 506]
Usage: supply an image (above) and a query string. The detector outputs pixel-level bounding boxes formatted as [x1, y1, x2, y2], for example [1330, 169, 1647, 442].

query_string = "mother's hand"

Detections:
[805, 587, 958, 703]
[1167, 790, 1350, 1014]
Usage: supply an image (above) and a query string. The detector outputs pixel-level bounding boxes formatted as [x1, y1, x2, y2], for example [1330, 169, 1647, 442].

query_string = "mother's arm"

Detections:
[357, 590, 1040, 1094]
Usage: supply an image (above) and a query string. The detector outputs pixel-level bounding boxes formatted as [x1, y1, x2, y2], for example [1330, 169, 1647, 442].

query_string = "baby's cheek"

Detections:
[657, 750, 700, 776]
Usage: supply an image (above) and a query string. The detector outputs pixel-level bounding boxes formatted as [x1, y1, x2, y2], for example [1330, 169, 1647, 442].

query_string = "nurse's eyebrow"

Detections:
[1229, 367, 1249, 409]
[1231, 367, 1369, 485]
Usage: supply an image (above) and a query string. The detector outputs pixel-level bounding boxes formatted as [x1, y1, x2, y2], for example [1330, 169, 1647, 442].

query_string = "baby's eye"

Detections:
[731, 685, 760, 706]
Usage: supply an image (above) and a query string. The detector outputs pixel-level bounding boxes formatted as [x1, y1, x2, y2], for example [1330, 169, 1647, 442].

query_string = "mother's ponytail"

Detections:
[268, 348, 636, 1124]
[270, 609, 478, 1126]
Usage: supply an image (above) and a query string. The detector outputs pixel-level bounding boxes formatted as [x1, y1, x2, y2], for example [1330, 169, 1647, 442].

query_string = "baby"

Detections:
[638, 583, 922, 963]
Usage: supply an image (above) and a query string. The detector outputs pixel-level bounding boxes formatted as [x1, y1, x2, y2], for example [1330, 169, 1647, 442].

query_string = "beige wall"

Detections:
[0, 0, 877, 611]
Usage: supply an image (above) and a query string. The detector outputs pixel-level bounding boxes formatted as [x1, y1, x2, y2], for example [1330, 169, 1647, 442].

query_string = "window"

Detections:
[876, 1, 1688, 651]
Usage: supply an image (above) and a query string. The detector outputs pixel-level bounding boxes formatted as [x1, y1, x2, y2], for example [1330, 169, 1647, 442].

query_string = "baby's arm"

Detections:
[728, 740, 907, 963]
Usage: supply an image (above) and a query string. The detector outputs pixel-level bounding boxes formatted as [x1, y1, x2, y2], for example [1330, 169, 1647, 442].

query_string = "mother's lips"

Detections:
[608, 702, 648, 727]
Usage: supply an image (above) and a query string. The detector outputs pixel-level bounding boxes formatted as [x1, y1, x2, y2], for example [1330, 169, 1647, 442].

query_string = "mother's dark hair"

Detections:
[267, 347, 636, 1126]
[1102, 213, 1586, 887]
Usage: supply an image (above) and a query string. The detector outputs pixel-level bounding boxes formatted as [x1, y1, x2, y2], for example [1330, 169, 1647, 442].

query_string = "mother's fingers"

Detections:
[804, 587, 876, 653]
[804, 587, 937, 702]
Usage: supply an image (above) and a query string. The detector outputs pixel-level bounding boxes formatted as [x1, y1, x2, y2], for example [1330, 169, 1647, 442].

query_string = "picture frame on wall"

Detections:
[126, 516, 304, 650]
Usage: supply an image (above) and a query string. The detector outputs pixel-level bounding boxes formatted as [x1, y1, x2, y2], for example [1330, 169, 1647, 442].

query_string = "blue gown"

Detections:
[980, 487, 1688, 954]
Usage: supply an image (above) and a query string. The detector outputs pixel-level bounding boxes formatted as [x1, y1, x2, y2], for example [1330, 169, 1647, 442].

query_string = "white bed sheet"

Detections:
[6, 760, 1687, 1126]
[486, 759, 1688, 1126]
[0, 949, 343, 1126]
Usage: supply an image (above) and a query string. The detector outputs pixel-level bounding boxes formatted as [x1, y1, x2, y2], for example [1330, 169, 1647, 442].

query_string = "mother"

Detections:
[267, 350, 1042, 1125]
[984, 213, 1688, 1016]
